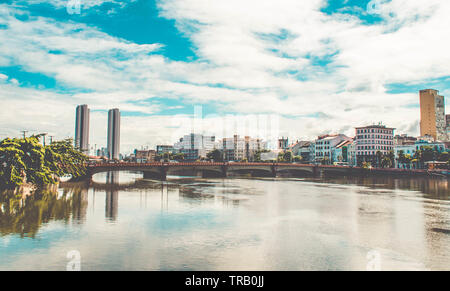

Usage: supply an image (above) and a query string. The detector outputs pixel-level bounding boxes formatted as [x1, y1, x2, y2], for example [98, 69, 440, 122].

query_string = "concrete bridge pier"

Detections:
[312, 166, 324, 178]
[143, 168, 167, 181]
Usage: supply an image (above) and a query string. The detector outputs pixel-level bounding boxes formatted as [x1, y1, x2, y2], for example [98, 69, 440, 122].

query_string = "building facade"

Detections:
[355, 124, 394, 166]
[447, 114, 450, 140]
[394, 134, 417, 146]
[75, 104, 90, 155]
[135, 149, 156, 163]
[314, 134, 353, 164]
[288, 141, 312, 162]
[419, 89, 447, 141]
[156, 145, 175, 155]
[174, 133, 215, 160]
[278, 137, 289, 150]
[219, 135, 267, 161]
[107, 108, 121, 160]
[332, 139, 353, 164]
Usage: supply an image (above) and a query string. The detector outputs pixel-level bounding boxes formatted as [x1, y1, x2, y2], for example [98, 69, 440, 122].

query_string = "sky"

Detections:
[0, 0, 449, 154]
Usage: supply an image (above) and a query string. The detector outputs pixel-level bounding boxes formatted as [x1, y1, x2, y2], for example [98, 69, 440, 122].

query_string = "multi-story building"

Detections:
[173, 133, 215, 161]
[75, 104, 90, 155]
[278, 137, 289, 150]
[414, 140, 446, 153]
[97, 147, 108, 158]
[135, 149, 156, 163]
[355, 124, 394, 166]
[314, 134, 352, 164]
[219, 135, 267, 161]
[107, 108, 121, 160]
[394, 134, 417, 145]
[332, 139, 354, 164]
[419, 89, 447, 141]
[394, 139, 447, 168]
[447, 114, 450, 140]
[347, 141, 357, 167]
[394, 144, 417, 168]
[156, 145, 175, 155]
[288, 141, 312, 162]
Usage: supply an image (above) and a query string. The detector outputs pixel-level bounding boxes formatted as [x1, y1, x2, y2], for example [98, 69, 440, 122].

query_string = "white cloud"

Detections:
[0, 0, 449, 153]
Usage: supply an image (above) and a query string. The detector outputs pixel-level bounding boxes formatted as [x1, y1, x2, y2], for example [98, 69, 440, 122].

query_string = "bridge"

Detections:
[83, 162, 385, 181]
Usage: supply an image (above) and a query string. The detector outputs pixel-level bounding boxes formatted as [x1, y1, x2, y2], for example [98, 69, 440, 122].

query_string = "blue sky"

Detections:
[0, 0, 449, 153]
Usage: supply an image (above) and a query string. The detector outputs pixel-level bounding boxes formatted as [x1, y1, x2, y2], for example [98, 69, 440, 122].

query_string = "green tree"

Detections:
[321, 156, 330, 165]
[293, 155, 303, 163]
[283, 151, 293, 163]
[376, 151, 383, 168]
[0, 136, 87, 191]
[277, 152, 285, 162]
[254, 149, 270, 162]
[46, 138, 88, 178]
[206, 149, 223, 162]
[381, 156, 392, 168]
[173, 153, 185, 161]
[362, 162, 372, 169]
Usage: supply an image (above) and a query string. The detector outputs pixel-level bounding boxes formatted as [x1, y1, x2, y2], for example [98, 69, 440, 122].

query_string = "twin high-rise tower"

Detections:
[75, 105, 90, 154]
[74, 105, 121, 159]
[107, 108, 121, 160]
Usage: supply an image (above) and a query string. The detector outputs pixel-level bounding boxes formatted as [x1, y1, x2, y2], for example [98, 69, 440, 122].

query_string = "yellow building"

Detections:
[419, 89, 447, 141]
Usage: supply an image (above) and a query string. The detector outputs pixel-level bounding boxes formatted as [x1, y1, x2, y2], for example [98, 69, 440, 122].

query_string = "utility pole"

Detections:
[20, 130, 28, 138]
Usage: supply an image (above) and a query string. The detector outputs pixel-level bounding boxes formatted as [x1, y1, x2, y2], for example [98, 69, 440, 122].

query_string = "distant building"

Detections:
[447, 114, 450, 140]
[355, 124, 395, 166]
[288, 141, 312, 162]
[314, 134, 353, 164]
[174, 133, 215, 160]
[394, 134, 417, 145]
[107, 108, 120, 160]
[278, 137, 289, 150]
[417, 134, 435, 143]
[97, 147, 108, 158]
[332, 139, 354, 164]
[394, 144, 417, 169]
[219, 135, 267, 161]
[394, 139, 447, 168]
[156, 145, 175, 155]
[135, 149, 156, 163]
[419, 89, 446, 141]
[75, 104, 90, 155]
[347, 141, 357, 167]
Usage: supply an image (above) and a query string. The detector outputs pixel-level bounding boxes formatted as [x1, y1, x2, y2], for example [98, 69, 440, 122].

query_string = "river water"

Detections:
[0, 172, 449, 271]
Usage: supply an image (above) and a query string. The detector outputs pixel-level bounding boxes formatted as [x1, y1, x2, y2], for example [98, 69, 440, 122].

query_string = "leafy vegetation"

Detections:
[0, 185, 87, 238]
[155, 152, 185, 162]
[0, 135, 88, 191]
[206, 149, 223, 162]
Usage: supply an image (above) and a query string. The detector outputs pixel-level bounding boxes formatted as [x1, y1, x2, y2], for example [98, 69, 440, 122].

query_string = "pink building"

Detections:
[355, 124, 395, 166]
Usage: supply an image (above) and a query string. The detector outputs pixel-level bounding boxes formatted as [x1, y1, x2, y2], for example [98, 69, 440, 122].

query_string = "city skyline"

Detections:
[0, 1, 450, 154]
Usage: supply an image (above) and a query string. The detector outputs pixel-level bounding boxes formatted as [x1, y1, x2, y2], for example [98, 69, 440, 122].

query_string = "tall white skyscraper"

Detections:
[107, 108, 120, 160]
[75, 104, 90, 155]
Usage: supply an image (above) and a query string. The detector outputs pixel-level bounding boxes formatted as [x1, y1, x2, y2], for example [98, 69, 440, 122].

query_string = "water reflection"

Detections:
[0, 184, 88, 238]
[0, 172, 449, 270]
[315, 176, 449, 199]
[105, 172, 119, 221]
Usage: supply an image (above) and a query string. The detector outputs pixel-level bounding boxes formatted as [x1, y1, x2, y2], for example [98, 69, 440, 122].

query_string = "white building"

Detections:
[218, 135, 267, 161]
[174, 133, 216, 160]
[314, 134, 353, 164]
